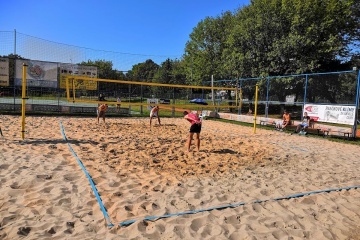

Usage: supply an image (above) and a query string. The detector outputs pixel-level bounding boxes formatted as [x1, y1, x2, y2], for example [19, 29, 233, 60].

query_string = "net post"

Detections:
[21, 63, 27, 140]
[65, 76, 70, 101]
[72, 78, 76, 102]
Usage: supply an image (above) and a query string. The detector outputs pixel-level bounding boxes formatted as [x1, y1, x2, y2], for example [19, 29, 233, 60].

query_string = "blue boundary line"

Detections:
[59, 120, 359, 228]
[119, 185, 360, 226]
[59, 121, 114, 228]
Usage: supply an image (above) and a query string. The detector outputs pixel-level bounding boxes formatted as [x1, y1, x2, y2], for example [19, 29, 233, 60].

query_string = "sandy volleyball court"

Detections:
[0, 115, 360, 239]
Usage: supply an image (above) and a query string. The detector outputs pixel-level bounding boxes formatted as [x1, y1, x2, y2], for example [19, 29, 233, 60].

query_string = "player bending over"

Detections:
[149, 106, 161, 129]
[183, 111, 202, 152]
[97, 104, 108, 124]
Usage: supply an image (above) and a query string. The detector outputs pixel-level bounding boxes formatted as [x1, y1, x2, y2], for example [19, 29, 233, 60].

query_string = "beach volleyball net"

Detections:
[63, 75, 239, 111]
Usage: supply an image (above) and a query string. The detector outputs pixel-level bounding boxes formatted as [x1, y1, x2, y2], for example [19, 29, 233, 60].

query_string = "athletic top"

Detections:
[186, 113, 201, 125]
[283, 113, 291, 122]
[99, 104, 108, 112]
[302, 115, 310, 123]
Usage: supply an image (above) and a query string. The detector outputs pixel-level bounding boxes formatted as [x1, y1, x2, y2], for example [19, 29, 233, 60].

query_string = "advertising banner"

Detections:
[59, 64, 97, 90]
[160, 98, 170, 104]
[0, 57, 9, 86]
[304, 104, 356, 125]
[15, 59, 58, 88]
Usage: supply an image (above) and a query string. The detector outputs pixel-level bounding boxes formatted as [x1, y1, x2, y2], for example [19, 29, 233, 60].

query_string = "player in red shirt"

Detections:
[183, 111, 202, 152]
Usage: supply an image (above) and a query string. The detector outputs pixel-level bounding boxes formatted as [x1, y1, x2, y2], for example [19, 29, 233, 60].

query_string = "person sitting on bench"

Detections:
[295, 112, 311, 133]
[275, 110, 291, 131]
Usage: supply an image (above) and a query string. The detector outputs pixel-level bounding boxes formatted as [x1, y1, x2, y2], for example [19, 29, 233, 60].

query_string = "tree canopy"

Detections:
[182, 0, 359, 103]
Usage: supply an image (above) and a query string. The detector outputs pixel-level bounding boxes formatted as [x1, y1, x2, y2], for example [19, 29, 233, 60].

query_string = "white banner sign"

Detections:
[0, 57, 9, 86]
[147, 98, 158, 110]
[59, 63, 97, 77]
[15, 59, 58, 88]
[304, 104, 356, 125]
[59, 63, 98, 90]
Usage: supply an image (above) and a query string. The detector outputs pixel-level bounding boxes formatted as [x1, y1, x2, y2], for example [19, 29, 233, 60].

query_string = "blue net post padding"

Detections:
[59, 121, 114, 228]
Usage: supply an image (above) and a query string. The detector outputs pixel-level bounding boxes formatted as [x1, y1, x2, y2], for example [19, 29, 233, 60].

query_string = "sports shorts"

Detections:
[98, 111, 106, 117]
[189, 123, 201, 133]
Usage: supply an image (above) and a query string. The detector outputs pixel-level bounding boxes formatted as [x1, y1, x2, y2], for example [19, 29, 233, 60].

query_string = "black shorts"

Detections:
[189, 123, 201, 133]
[98, 111, 106, 117]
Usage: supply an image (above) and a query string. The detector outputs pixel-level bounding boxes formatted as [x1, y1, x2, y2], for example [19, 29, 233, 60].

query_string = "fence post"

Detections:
[238, 79, 242, 115]
[265, 76, 270, 118]
[172, 88, 175, 117]
[352, 69, 360, 138]
[303, 74, 309, 111]
[211, 75, 215, 107]
[253, 84, 259, 134]
[140, 85, 143, 115]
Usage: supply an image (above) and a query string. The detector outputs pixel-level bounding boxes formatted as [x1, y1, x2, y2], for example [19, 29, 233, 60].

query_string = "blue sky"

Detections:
[1, 0, 250, 67]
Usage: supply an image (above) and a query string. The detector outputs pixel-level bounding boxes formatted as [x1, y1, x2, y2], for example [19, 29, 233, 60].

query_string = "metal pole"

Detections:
[238, 79, 243, 115]
[303, 74, 308, 113]
[14, 29, 16, 56]
[172, 88, 175, 117]
[235, 81, 238, 108]
[265, 77, 270, 118]
[21, 63, 27, 140]
[253, 84, 259, 134]
[72, 78, 76, 101]
[211, 75, 215, 106]
[140, 85, 143, 114]
[352, 70, 360, 138]
[128, 84, 131, 113]
[13, 29, 17, 111]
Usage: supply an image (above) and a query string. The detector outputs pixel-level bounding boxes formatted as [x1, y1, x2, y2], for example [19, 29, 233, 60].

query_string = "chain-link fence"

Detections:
[1, 31, 359, 126]
[204, 70, 360, 119]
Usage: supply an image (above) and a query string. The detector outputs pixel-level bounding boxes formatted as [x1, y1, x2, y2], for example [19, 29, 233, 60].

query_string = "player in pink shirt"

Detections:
[183, 111, 202, 152]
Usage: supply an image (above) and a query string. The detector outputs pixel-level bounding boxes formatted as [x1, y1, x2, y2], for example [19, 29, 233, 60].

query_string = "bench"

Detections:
[284, 123, 297, 132]
[302, 127, 330, 136]
[286, 121, 331, 136]
[339, 130, 352, 139]
[316, 127, 330, 136]
[260, 119, 276, 126]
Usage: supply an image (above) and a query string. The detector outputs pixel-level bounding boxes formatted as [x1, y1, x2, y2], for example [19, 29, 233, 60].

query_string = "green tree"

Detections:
[223, 0, 359, 107]
[151, 58, 187, 99]
[184, 11, 235, 86]
[130, 59, 159, 82]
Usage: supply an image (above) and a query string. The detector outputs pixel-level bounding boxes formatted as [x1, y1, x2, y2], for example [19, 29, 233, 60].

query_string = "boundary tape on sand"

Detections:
[59, 121, 114, 228]
[119, 185, 360, 226]
[59, 119, 359, 228]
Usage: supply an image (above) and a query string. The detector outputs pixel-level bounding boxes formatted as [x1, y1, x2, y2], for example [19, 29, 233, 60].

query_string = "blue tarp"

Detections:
[190, 99, 208, 105]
